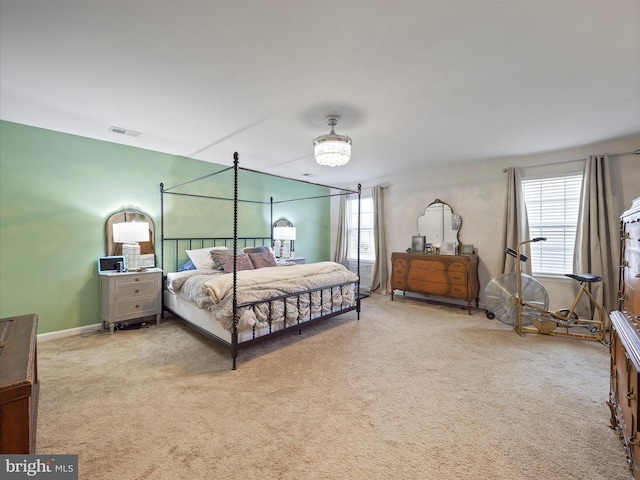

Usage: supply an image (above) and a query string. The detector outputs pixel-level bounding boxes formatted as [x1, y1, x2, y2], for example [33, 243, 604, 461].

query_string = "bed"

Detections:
[160, 153, 363, 369]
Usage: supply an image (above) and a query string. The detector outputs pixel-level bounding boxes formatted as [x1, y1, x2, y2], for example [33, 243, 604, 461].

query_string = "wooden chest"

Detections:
[0, 314, 39, 454]
[609, 197, 640, 478]
[390, 252, 480, 313]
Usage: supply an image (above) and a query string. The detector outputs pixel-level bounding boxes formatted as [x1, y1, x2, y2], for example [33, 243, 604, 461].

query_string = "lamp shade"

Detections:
[313, 115, 351, 167]
[274, 226, 296, 241]
[113, 222, 149, 243]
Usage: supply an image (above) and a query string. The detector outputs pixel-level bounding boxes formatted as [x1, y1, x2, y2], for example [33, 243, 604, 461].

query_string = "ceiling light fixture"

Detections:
[313, 115, 351, 167]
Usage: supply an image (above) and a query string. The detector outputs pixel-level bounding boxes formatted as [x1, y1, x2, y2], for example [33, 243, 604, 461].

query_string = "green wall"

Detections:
[0, 121, 330, 334]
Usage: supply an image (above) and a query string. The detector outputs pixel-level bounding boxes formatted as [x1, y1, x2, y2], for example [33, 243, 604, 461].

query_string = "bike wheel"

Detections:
[485, 272, 549, 327]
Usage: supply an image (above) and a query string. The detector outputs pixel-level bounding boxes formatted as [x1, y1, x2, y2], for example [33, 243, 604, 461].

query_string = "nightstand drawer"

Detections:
[116, 282, 157, 299]
[115, 297, 159, 318]
[113, 274, 157, 287]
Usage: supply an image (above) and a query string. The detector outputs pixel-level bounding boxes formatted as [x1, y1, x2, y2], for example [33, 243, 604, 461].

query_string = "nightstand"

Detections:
[99, 268, 162, 334]
[277, 257, 306, 265]
[285, 257, 306, 264]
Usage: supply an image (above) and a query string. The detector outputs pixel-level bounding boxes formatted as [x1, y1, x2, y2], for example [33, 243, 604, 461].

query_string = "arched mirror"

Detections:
[417, 200, 461, 255]
[272, 217, 295, 258]
[106, 208, 155, 267]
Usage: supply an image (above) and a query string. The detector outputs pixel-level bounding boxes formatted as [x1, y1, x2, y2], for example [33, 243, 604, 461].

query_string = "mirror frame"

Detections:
[417, 199, 462, 254]
[105, 207, 155, 257]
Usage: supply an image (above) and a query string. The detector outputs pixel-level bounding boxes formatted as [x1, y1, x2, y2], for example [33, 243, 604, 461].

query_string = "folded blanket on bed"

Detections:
[170, 261, 359, 332]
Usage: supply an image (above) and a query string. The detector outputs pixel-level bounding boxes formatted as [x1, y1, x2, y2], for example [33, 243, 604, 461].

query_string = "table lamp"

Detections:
[113, 222, 149, 271]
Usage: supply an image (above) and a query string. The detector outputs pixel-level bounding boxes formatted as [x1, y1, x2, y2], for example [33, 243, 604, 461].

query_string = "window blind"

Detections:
[522, 173, 583, 275]
[347, 194, 375, 262]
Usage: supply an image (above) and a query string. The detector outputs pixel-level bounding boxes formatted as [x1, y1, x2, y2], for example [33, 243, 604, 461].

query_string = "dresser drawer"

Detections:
[408, 269, 446, 284]
[410, 258, 446, 271]
[407, 278, 449, 296]
[392, 265, 408, 277]
[447, 261, 468, 272]
[447, 271, 468, 286]
[449, 285, 469, 298]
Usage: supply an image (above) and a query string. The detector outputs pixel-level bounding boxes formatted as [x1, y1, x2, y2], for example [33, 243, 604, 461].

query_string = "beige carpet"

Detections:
[36, 293, 630, 480]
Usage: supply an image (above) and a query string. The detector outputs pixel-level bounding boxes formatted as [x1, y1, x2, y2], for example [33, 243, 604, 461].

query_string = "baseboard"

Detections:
[37, 323, 103, 343]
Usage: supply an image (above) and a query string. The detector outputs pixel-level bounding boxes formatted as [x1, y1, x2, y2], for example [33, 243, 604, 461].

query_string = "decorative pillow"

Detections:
[248, 251, 277, 269]
[218, 253, 254, 273]
[186, 246, 228, 269]
[178, 259, 196, 271]
[243, 246, 271, 254]
[210, 250, 235, 270]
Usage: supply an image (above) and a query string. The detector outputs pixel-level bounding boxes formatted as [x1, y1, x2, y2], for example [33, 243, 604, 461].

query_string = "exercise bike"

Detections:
[484, 237, 609, 344]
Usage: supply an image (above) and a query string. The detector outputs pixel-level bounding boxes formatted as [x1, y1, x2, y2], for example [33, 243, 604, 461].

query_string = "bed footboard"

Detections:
[230, 281, 362, 369]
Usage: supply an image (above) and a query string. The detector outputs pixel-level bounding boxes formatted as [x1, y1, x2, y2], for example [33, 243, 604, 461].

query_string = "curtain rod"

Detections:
[617, 149, 640, 157]
[502, 149, 640, 172]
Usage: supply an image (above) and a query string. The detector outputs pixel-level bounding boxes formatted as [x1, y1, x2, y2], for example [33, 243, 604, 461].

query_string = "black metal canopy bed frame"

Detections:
[160, 153, 363, 369]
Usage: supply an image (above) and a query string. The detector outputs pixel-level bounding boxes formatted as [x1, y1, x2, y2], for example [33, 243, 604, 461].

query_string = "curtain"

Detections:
[371, 185, 389, 294]
[333, 192, 349, 265]
[499, 167, 531, 275]
[573, 154, 619, 315]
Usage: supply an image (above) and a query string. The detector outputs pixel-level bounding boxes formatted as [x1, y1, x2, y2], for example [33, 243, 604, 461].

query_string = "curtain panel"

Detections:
[371, 185, 388, 294]
[499, 167, 531, 276]
[574, 154, 619, 315]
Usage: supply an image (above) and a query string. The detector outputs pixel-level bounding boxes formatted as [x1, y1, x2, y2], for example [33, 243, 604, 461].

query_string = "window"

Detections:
[347, 194, 375, 262]
[522, 172, 583, 276]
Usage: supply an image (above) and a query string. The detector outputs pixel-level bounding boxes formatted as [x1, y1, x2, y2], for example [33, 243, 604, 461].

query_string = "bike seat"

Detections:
[565, 273, 602, 283]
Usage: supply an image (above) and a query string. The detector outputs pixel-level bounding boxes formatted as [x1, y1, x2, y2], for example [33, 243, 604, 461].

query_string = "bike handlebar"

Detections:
[517, 237, 547, 248]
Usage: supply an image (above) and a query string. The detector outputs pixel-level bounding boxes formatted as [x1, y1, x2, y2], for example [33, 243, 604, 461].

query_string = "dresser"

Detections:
[390, 252, 480, 313]
[0, 314, 39, 454]
[609, 197, 640, 478]
[99, 268, 163, 334]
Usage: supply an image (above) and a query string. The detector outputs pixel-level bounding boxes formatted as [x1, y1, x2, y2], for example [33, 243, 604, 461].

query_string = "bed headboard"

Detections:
[161, 236, 272, 273]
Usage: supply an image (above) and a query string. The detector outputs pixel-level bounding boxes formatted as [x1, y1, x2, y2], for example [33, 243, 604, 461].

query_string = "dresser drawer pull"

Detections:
[135, 304, 140, 309]
[626, 391, 636, 400]
[135, 278, 140, 282]
[135, 289, 139, 294]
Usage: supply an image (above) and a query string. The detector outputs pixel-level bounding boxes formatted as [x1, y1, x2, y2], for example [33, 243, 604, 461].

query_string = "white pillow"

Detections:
[186, 246, 229, 269]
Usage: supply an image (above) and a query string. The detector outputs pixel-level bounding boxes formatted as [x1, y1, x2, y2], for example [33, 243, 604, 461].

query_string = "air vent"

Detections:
[109, 126, 142, 137]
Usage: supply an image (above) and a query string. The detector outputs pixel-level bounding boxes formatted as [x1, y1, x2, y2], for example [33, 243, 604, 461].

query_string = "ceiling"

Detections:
[1, 1, 638, 187]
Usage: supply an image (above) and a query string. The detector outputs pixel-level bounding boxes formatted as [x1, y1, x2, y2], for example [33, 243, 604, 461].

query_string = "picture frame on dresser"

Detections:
[460, 244, 474, 255]
[411, 235, 425, 253]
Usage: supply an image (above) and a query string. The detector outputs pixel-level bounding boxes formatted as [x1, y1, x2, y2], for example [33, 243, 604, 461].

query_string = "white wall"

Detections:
[333, 134, 639, 310]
